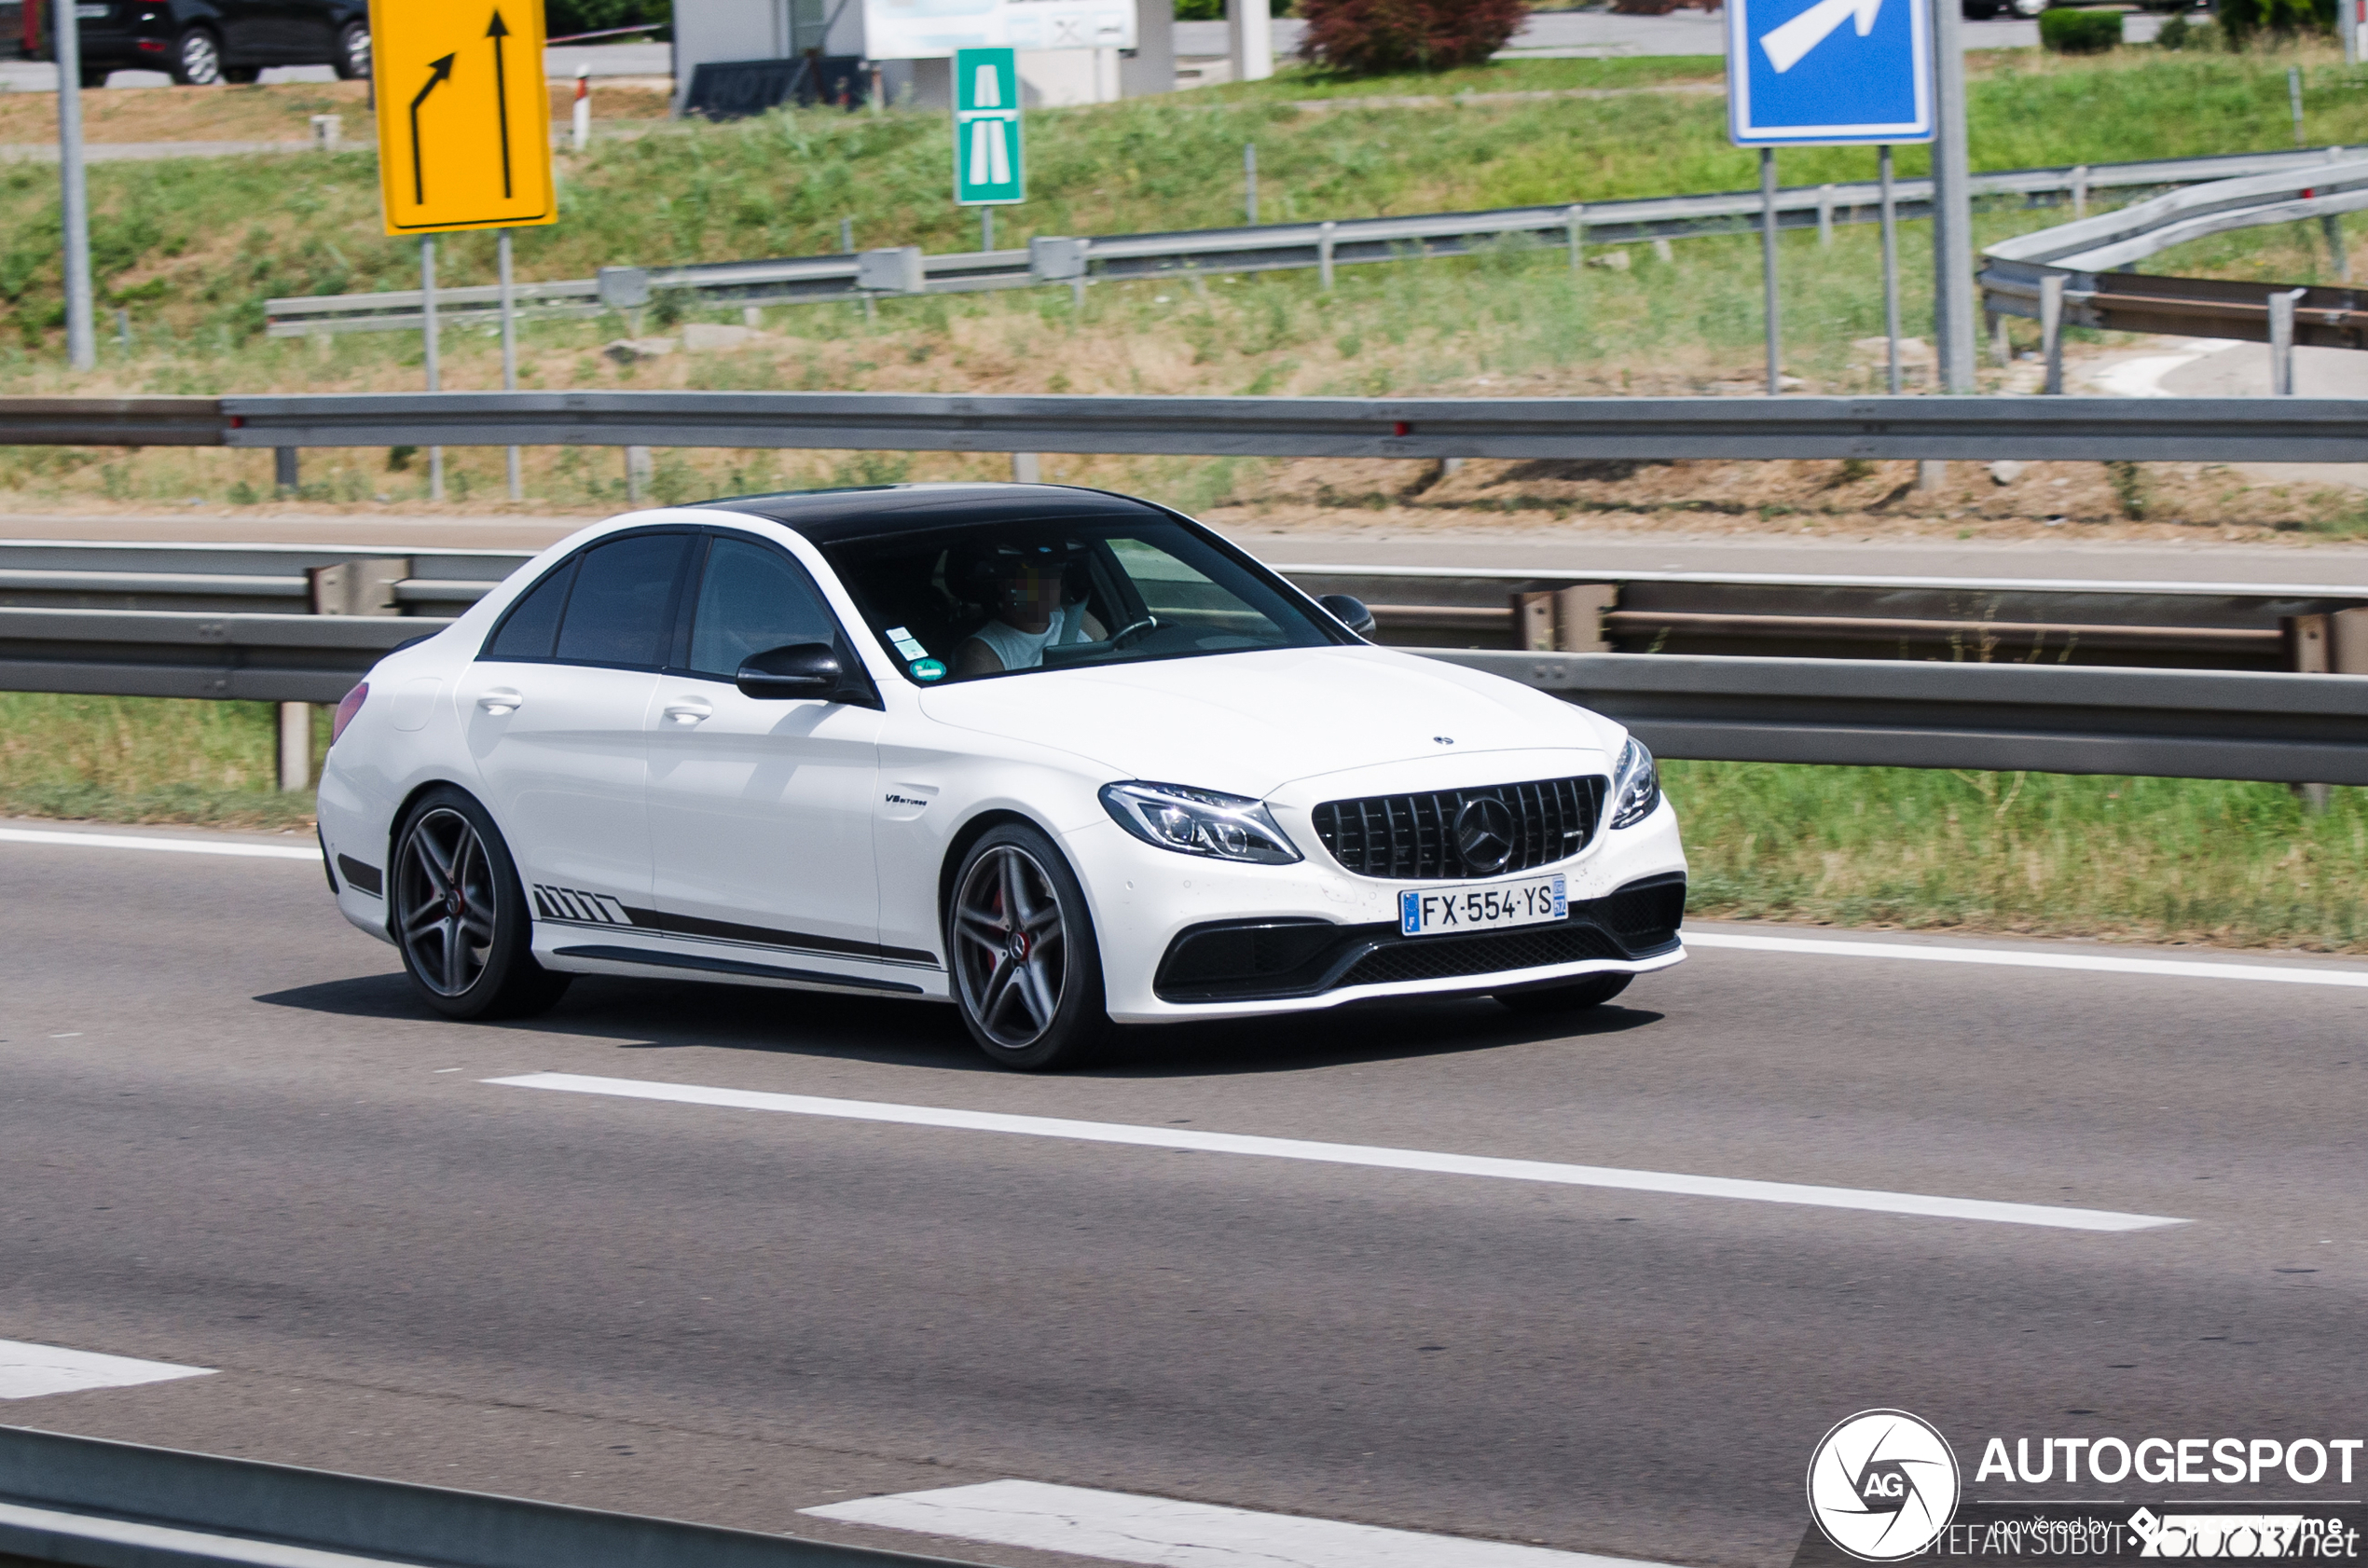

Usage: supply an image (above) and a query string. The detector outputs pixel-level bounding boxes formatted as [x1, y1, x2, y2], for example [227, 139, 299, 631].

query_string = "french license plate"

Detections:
[1399, 875, 1565, 938]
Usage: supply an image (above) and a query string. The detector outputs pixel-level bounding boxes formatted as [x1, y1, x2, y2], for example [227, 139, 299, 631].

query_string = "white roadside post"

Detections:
[572, 64, 590, 151]
[54, 0, 97, 373]
[1230, 0, 1273, 82]
[421, 238, 444, 502]
[1726, 0, 1934, 400]
[1879, 144, 1902, 393]
[499, 229, 521, 500]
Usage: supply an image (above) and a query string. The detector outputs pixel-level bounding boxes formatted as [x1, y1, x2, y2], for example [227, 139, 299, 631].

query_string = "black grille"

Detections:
[1602, 873, 1687, 951]
[1334, 922, 1626, 989]
[1311, 776, 1606, 880]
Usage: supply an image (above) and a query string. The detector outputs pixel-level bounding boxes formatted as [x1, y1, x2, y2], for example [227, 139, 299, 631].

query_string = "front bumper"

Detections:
[1065, 795, 1689, 1023]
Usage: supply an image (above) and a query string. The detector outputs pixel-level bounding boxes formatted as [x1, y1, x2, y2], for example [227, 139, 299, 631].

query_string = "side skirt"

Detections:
[547, 942, 931, 997]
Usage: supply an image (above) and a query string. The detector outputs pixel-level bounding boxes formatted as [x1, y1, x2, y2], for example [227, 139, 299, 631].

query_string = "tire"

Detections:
[1962, 0, 2001, 15]
[168, 27, 223, 85]
[946, 822, 1110, 1071]
[222, 63, 260, 82]
[390, 786, 571, 1022]
[1495, 972, 1633, 1014]
[333, 20, 369, 80]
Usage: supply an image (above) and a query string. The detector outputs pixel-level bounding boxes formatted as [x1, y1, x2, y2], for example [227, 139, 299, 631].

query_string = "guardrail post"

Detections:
[1011, 453, 1041, 483]
[1319, 221, 1337, 290]
[1816, 185, 1835, 248]
[1564, 205, 1584, 276]
[625, 447, 654, 502]
[273, 447, 299, 494]
[2071, 165, 2088, 219]
[2040, 273, 2065, 395]
[2322, 213, 2349, 282]
[278, 702, 310, 791]
[2269, 288, 2303, 395]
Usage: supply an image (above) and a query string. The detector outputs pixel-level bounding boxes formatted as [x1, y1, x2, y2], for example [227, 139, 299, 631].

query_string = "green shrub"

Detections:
[2217, 0, 2333, 43]
[2154, 11, 2194, 47]
[2040, 7, 2124, 52]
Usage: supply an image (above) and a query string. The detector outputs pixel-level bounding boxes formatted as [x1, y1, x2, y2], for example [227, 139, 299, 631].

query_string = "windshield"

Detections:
[821, 516, 1344, 685]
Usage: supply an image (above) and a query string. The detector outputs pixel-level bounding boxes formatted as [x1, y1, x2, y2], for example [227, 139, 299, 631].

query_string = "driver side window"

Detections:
[684, 536, 845, 679]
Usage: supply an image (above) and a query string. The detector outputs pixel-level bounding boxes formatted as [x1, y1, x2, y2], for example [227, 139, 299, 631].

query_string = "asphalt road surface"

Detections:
[4, 820, 2365, 1567]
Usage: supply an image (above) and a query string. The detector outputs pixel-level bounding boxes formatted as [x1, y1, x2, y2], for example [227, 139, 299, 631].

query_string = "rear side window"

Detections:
[685, 537, 844, 678]
[482, 558, 575, 661]
[554, 534, 692, 668]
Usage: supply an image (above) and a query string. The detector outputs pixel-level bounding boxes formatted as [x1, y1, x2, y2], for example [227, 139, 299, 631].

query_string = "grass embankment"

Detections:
[7, 693, 2361, 951]
[0, 693, 324, 829]
[8, 50, 2368, 526]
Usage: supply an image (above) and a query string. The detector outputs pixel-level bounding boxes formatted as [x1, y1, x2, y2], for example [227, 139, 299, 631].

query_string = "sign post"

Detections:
[953, 47, 1026, 209]
[1726, 0, 1933, 394]
[369, 0, 557, 500]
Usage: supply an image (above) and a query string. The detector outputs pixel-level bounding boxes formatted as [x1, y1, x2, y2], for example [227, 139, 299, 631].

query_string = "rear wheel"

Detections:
[333, 20, 369, 79]
[168, 27, 223, 85]
[947, 823, 1109, 1071]
[1495, 972, 1632, 1014]
[391, 787, 570, 1021]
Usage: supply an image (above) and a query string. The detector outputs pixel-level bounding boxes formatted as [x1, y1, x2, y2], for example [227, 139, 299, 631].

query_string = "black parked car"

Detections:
[24, 0, 368, 85]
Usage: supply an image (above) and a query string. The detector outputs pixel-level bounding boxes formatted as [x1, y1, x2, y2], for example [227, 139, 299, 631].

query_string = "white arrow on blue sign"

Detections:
[1727, 0, 1934, 146]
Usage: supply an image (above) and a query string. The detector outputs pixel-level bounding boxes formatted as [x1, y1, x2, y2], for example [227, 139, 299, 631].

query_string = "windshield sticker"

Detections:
[885, 626, 930, 660]
[910, 658, 948, 681]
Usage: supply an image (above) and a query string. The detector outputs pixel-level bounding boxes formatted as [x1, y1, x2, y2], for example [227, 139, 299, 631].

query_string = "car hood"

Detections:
[915, 645, 1618, 796]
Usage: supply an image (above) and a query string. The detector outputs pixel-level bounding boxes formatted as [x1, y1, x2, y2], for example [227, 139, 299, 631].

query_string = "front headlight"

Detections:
[1099, 781, 1301, 864]
[1607, 736, 1660, 830]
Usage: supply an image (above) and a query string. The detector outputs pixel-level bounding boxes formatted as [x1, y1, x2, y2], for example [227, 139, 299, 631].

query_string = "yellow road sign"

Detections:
[371, 0, 556, 235]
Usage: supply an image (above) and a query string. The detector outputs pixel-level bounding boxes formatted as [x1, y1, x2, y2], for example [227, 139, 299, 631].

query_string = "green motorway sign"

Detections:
[953, 47, 1025, 206]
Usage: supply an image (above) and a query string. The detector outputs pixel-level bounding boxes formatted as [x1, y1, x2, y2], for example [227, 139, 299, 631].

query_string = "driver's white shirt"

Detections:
[969, 603, 1087, 671]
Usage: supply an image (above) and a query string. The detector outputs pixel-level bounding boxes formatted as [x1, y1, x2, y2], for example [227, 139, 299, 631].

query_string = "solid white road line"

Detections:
[0, 1338, 214, 1400]
[0, 1499, 393, 1568]
[0, 826, 318, 861]
[1686, 930, 2368, 989]
[805, 1479, 1682, 1568]
[488, 1072, 2184, 1232]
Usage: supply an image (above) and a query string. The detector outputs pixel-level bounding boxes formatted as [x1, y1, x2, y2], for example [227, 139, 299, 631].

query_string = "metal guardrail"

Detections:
[1437, 651, 2368, 787]
[12, 390, 2368, 463]
[1980, 156, 2368, 350]
[3, 542, 2366, 780]
[7, 543, 2366, 673]
[263, 145, 2361, 336]
[0, 1423, 949, 1568]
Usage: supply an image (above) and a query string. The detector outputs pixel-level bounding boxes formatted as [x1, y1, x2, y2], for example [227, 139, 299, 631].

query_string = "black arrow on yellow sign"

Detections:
[487, 9, 514, 199]
[409, 52, 456, 204]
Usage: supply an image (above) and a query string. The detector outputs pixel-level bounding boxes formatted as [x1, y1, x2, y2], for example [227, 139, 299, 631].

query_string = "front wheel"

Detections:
[168, 28, 223, 85]
[1496, 972, 1632, 1014]
[947, 823, 1109, 1071]
[391, 787, 571, 1021]
[333, 20, 369, 79]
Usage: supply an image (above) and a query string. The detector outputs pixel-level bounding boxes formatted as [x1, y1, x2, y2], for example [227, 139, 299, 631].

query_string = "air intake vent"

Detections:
[1310, 776, 1607, 881]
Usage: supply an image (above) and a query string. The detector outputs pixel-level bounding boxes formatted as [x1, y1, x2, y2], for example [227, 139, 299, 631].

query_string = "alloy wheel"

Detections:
[952, 846, 1068, 1050]
[344, 24, 370, 77]
[179, 32, 221, 84]
[395, 807, 498, 997]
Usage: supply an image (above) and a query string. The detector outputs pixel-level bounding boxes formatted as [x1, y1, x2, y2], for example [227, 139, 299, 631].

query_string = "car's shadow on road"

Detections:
[255, 972, 1664, 1080]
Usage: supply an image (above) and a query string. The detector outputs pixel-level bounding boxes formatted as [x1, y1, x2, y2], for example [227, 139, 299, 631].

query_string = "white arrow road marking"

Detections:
[1760, 0, 1885, 73]
[806, 1480, 1685, 1568]
[0, 1339, 214, 1400]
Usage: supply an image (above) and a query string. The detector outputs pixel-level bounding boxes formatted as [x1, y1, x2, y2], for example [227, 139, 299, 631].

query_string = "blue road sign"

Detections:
[1727, 0, 1933, 145]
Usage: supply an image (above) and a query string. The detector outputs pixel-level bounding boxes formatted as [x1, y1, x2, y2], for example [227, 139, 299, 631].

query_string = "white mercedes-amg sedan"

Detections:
[317, 483, 1687, 1069]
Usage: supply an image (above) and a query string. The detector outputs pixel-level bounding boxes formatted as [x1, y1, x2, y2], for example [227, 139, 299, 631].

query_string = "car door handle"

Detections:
[476, 688, 523, 714]
[663, 698, 713, 723]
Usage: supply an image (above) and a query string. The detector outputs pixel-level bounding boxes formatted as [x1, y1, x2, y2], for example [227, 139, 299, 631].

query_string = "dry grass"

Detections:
[0, 79, 671, 145]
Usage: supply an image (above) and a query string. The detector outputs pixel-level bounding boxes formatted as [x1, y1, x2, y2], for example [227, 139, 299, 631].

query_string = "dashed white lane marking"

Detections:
[805, 1480, 1682, 1568]
[0, 1338, 214, 1400]
[489, 1072, 2183, 1232]
[0, 827, 317, 860]
[1687, 931, 2368, 989]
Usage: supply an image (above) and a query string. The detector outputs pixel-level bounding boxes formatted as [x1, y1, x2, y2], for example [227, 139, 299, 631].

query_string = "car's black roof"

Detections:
[697, 483, 1170, 544]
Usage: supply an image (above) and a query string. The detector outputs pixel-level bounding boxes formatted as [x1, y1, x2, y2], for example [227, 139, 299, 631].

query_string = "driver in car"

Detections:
[952, 538, 1106, 677]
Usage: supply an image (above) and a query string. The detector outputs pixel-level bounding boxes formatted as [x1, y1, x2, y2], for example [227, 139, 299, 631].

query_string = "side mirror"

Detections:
[736, 642, 845, 701]
[1317, 594, 1376, 638]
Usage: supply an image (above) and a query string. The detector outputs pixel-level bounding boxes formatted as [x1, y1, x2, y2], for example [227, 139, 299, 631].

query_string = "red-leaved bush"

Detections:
[1298, 0, 1530, 74]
